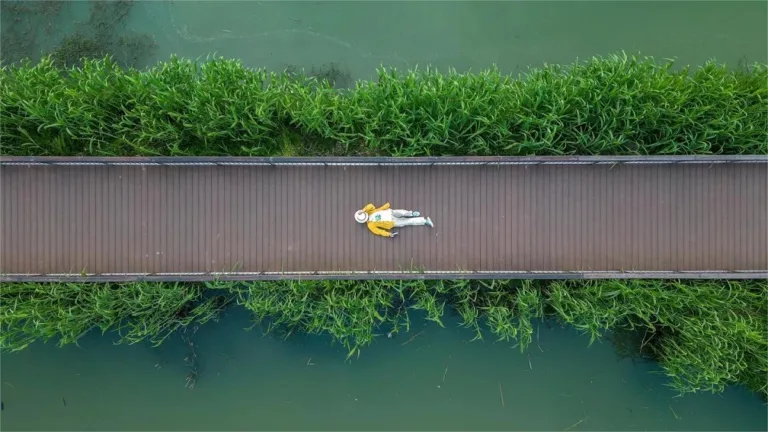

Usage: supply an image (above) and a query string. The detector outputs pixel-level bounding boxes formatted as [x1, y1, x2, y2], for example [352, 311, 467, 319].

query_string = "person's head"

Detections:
[354, 210, 369, 224]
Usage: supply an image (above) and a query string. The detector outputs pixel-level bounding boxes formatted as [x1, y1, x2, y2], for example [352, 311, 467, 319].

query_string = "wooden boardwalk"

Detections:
[1, 156, 766, 281]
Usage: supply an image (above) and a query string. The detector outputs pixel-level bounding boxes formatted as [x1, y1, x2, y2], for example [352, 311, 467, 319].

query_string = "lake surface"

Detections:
[1, 310, 766, 431]
[1, 1, 766, 76]
[1, 1, 767, 430]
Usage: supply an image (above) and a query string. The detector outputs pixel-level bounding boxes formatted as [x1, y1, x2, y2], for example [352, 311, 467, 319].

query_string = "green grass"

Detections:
[2, 53, 766, 157]
[1, 279, 765, 399]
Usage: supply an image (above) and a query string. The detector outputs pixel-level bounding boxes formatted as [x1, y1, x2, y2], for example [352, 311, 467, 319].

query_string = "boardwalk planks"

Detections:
[1, 157, 766, 280]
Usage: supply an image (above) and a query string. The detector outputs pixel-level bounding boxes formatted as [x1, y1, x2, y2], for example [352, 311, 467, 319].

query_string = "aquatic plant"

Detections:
[0, 281, 229, 351]
[1, 53, 765, 157]
[235, 280, 401, 358]
[2, 279, 765, 399]
[546, 280, 768, 398]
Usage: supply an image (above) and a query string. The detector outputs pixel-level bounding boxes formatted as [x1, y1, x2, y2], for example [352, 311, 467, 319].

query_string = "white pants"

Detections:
[392, 209, 428, 227]
[394, 217, 428, 227]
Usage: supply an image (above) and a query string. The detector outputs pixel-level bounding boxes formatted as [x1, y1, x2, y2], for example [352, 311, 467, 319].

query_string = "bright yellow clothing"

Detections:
[362, 202, 396, 237]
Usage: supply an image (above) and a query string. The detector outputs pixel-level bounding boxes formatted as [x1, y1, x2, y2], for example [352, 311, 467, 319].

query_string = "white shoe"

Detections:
[413, 211, 420, 217]
[425, 217, 434, 228]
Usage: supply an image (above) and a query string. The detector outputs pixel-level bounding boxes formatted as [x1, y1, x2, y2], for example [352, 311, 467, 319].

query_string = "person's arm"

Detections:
[368, 222, 396, 237]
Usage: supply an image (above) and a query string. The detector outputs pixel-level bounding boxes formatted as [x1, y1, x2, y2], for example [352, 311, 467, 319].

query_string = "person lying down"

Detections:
[354, 202, 433, 238]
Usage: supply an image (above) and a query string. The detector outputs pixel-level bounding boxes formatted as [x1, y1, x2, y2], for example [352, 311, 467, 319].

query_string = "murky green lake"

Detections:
[2, 1, 766, 76]
[2, 311, 766, 431]
[1, 1, 766, 430]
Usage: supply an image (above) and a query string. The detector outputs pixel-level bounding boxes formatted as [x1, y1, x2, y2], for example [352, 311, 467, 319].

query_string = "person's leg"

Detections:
[392, 209, 420, 218]
[393, 216, 433, 227]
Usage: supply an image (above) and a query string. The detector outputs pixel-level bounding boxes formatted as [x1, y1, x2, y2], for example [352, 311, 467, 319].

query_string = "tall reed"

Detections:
[0, 281, 228, 350]
[2, 53, 765, 157]
[2, 279, 765, 399]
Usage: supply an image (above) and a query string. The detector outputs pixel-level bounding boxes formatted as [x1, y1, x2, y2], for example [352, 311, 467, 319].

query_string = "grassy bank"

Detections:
[2, 53, 766, 157]
[1, 280, 765, 399]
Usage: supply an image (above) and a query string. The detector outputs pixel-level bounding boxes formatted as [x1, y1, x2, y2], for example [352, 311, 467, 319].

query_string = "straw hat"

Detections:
[354, 210, 368, 223]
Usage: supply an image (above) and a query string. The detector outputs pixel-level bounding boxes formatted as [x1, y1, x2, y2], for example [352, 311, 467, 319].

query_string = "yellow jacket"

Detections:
[361, 202, 396, 237]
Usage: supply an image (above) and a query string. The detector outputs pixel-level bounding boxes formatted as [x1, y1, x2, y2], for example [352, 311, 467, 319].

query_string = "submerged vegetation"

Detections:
[1, 53, 766, 157]
[1, 279, 765, 399]
[0, 0, 156, 69]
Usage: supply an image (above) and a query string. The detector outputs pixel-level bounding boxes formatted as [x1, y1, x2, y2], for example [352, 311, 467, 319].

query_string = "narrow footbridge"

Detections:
[1, 156, 766, 281]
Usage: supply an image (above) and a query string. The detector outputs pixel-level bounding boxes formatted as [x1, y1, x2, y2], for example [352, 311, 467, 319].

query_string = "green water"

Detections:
[1, 1, 766, 75]
[1, 1, 767, 430]
[1, 311, 766, 431]
[138, 0, 767, 76]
